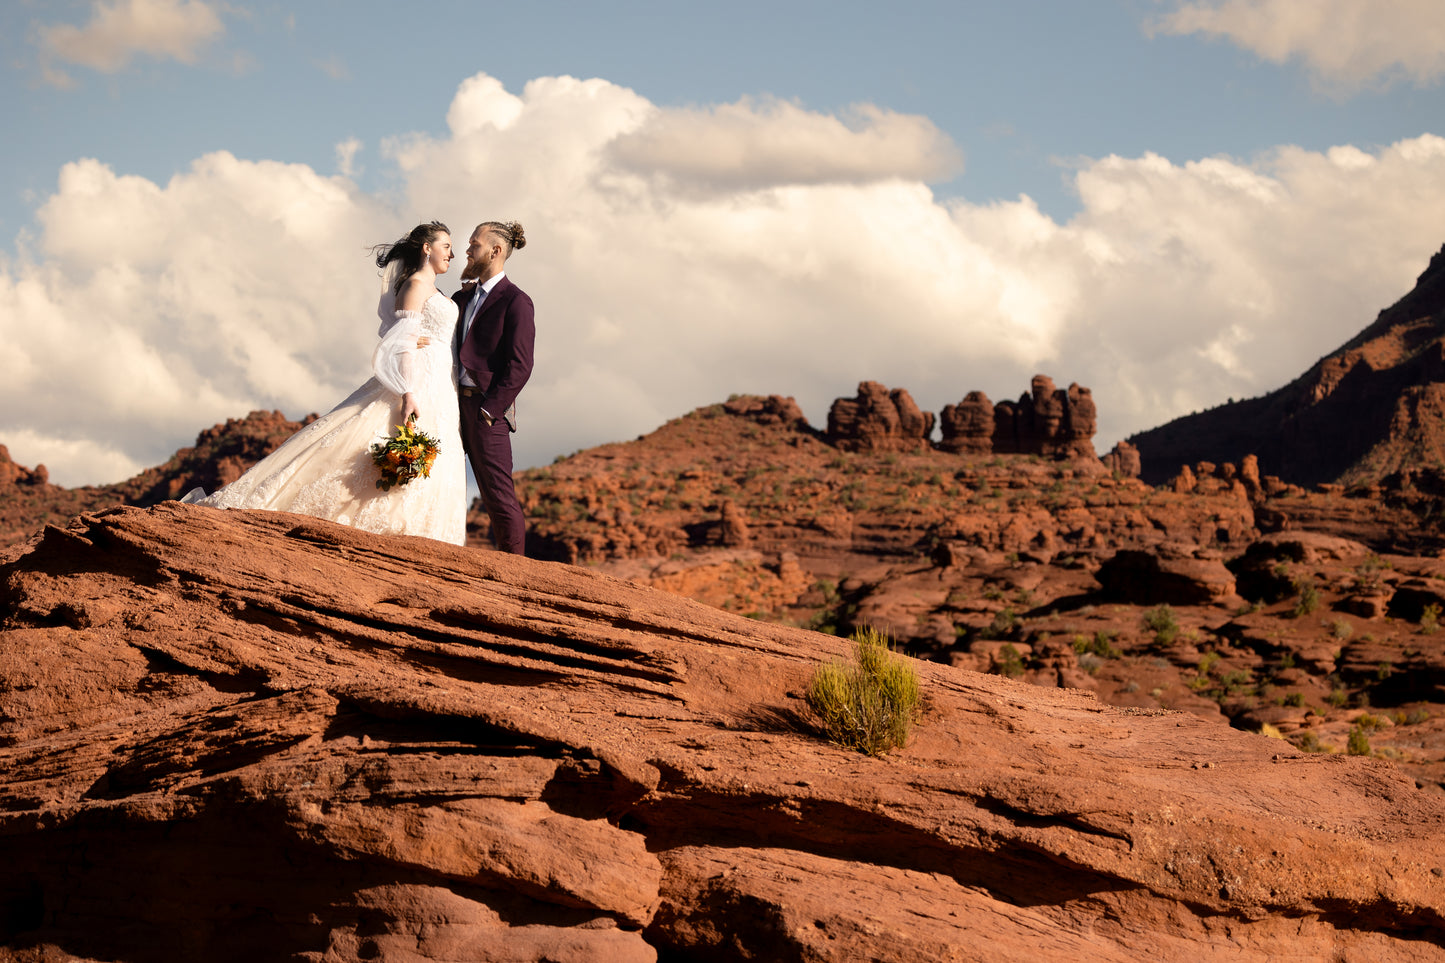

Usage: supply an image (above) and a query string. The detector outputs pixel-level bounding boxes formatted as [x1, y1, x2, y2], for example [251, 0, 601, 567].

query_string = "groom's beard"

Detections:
[460, 260, 484, 282]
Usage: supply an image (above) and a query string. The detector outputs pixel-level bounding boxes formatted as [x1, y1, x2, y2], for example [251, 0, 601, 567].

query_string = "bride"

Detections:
[185, 221, 467, 545]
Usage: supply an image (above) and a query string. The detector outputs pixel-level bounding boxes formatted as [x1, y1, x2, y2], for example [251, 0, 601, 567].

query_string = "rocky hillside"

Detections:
[1130, 243, 1445, 487]
[0, 411, 315, 548]
[3, 503, 1444, 961]
[496, 392, 1445, 792]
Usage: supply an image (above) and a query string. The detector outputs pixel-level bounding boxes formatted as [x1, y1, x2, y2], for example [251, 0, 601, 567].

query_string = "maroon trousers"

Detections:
[460, 395, 525, 554]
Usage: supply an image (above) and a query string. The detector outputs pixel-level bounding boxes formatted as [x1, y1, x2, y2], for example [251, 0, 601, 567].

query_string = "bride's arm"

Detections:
[373, 277, 429, 423]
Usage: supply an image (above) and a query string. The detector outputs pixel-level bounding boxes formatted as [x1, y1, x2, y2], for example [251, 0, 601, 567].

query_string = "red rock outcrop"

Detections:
[993, 375, 1099, 460]
[825, 381, 935, 451]
[0, 446, 48, 488]
[0, 411, 319, 550]
[1102, 440, 1142, 477]
[720, 393, 809, 429]
[938, 390, 996, 454]
[3, 503, 1445, 960]
[109, 409, 319, 504]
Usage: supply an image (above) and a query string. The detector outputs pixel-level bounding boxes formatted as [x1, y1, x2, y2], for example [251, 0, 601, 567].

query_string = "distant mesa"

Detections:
[1131, 242, 1445, 488]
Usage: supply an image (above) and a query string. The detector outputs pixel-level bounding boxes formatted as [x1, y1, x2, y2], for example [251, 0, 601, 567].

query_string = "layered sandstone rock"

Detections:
[938, 390, 996, 454]
[1102, 440, 1142, 478]
[0, 446, 48, 488]
[721, 393, 810, 429]
[2, 504, 1444, 961]
[826, 381, 935, 451]
[992, 376, 1099, 460]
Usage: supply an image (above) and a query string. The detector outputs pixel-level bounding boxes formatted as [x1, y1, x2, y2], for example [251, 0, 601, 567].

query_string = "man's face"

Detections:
[462, 229, 498, 281]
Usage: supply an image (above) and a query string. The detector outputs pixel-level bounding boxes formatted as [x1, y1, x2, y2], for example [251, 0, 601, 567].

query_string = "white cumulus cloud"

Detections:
[2, 72, 1444, 487]
[1154, 0, 1445, 91]
[607, 97, 964, 192]
[37, 0, 225, 87]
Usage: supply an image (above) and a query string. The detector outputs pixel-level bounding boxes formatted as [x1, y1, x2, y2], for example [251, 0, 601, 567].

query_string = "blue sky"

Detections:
[3, 0, 1445, 485]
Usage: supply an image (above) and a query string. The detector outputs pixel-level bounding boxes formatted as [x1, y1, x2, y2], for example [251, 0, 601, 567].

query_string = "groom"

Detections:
[453, 220, 534, 554]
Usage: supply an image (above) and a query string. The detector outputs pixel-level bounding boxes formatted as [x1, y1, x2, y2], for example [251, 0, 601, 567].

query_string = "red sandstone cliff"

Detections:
[1131, 243, 1445, 487]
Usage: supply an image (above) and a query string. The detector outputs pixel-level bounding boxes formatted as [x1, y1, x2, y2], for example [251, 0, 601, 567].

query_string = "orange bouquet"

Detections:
[369, 415, 440, 492]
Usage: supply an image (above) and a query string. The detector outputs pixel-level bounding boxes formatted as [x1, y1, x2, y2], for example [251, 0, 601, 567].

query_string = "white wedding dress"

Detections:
[188, 291, 467, 545]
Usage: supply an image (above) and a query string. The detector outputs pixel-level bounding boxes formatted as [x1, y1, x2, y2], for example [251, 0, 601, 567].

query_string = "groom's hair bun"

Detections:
[480, 220, 526, 255]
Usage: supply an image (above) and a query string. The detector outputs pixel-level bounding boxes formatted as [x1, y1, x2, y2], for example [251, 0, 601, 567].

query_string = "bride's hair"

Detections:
[372, 220, 450, 293]
[478, 221, 526, 256]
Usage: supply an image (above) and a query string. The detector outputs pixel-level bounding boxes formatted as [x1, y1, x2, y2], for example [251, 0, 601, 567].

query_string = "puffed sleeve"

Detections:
[372, 310, 424, 397]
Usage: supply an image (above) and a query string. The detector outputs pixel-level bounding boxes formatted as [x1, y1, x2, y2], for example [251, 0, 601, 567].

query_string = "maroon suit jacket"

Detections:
[453, 275, 535, 430]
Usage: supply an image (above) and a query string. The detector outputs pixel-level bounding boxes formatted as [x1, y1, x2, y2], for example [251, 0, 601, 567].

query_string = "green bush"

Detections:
[1347, 726, 1371, 756]
[997, 643, 1026, 679]
[1072, 630, 1119, 660]
[1142, 604, 1178, 645]
[1421, 603, 1440, 634]
[806, 626, 921, 756]
[988, 606, 1021, 637]
[1291, 578, 1320, 618]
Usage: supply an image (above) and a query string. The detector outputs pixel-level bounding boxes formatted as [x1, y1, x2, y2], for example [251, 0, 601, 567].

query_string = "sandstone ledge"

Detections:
[1, 504, 1443, 961]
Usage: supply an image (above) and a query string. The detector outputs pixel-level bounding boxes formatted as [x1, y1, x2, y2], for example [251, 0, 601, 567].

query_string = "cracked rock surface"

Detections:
[2, 503, 1444, 961]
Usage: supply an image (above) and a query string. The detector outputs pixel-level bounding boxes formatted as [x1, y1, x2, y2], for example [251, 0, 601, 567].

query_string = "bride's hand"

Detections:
[401, 392, 420, 425]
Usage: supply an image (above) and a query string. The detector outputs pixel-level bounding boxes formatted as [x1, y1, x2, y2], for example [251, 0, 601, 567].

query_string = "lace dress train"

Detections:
[191, 293, 466, 545]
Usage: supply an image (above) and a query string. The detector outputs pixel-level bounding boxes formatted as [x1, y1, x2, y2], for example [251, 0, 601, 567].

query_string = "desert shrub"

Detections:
[1346, 726, 1371, 756]
[1296, 731, 1329, 754]
[1278, 692, 1306, 708]
[1197, 651, 1221, 676]
[1327, 688, 1349, 708]
[1354, 553, 1389, 593]
[1142, 604, 1178, 645]
[1259, 723, 1284, 740]
[1356, 713, 1387, 731]
[1420, 603, 1440, 634]
[1331, 619, 1353, 640]
[996, 643, 1026, 679]
[1291, 578, 1320, 618]
[806, 626, 921, 756]
[1219, 669, 1253, 696]
[1073, 630, 1119, 660]
[1403, 708, 1431, 725]
[988, 607, 1020, 637]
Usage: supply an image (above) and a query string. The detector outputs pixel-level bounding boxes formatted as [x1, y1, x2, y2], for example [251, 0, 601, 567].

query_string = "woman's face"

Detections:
[427, 233, 454, 274]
